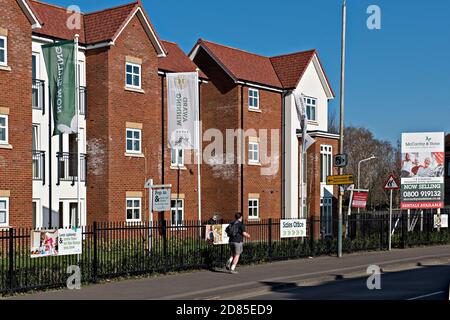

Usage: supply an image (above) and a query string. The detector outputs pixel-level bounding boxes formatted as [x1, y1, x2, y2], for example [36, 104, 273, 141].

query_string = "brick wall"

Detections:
[194, 48, 283, 221]
[0, 0, 32, 228]
[87, 15, 161, 222]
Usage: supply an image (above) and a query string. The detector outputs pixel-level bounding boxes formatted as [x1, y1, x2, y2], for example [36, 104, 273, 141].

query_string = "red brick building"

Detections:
[190, 39, 339, 236]
[0, 0, 40, 228]
[2, 0, 339, 235]
[1, 0, 206, 228]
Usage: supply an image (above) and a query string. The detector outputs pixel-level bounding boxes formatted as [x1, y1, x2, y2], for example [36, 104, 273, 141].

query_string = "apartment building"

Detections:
[1, 0, 205, 228]
[1, 0, 339, 232]
[0, 0, 37, 229]
[190, 40, 339, 236]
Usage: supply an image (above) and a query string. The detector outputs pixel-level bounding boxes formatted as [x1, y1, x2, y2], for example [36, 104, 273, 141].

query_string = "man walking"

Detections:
[226, 213, 250, 274]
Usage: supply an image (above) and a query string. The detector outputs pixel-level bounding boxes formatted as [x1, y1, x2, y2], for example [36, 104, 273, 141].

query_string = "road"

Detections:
[5, 245, 450, 300]
[244, 263, 450, 300]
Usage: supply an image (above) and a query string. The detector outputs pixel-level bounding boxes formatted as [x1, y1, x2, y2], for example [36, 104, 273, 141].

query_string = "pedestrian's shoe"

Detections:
[225, 261, 231, 270]
[230, 269, 238, 274]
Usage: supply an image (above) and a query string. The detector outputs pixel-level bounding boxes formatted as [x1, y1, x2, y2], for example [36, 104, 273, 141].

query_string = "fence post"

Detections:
[8, 228, 14, 292]
[310, 216, 315, 256]
[162, 219, 168, 271]
[268, 219, 273, 261]
[93, 221, 98, 282]
[401, 213, 407, 249]
[380, 217, 384, 250]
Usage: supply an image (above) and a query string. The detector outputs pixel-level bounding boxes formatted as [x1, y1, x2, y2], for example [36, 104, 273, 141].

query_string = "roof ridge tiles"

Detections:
[270, 49, 316, 59]
[84, 1, 138, 16]
[200, 39, 272, 60]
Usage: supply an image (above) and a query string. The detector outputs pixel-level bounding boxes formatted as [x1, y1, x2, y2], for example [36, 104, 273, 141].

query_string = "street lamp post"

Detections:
[357, 155, 377, 213]
[337, 0, 347, 258]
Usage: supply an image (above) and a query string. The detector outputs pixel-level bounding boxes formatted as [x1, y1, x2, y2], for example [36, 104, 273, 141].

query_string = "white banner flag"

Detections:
[293, 92, 315, 151]
[167, 72, 199, 150]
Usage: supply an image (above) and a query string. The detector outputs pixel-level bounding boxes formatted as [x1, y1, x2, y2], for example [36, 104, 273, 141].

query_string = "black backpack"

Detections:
[226, 221, 240, 238]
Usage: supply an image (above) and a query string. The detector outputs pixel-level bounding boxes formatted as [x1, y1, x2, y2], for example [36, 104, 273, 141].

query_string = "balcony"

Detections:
[79, 86, 87, 117]
[32, 150, 45, 184]
[32, 79, 45, 114]
[56, 152, 87, 185]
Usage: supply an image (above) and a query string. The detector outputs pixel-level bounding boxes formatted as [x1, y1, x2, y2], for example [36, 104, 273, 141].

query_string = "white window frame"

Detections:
[320, 145, 333, 183]
[248, 88, 260, 110]
[126, 197, 141, 222]
[0, 115, 8, 145]
[320, 197, 333, 236]
[0, 197, 9, 227]
[126, 128, 141, 154]
[125, 62, 141, 89]
[248, 198, 259, 219]
[171, 199, 184, 226]
[248, 141, 259, 164]
[0, 36, 7, 66]
[304, 96, 317, 121]
[171, 148, 184, 167]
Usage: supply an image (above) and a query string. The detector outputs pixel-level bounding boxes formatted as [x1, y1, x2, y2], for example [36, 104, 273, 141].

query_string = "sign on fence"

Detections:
[434, 214, 449, 229]
[31, 228, 82, 258]
[152, 188, 171, 212]
[58, 228, 82, 256]
[400, 132, 445, 209]
[280, 219, 306, 238]
[205, 224, 230, 245]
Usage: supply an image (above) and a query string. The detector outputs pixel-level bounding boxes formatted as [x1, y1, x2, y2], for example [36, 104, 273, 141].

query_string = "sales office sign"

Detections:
[280, 219, 307, 238]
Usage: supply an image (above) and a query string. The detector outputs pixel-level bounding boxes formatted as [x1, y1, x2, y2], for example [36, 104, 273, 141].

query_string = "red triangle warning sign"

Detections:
[384, 175, 400, 190]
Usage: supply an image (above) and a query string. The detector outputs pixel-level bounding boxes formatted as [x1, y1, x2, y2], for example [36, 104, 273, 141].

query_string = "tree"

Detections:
[344, 126, 399, 210]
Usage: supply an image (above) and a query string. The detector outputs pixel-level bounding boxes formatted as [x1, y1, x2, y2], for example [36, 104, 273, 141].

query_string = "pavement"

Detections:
[6, 245, 450, 300]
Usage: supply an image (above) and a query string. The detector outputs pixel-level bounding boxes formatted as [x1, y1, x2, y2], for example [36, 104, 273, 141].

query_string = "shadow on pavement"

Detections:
[256, 265, 450, 300]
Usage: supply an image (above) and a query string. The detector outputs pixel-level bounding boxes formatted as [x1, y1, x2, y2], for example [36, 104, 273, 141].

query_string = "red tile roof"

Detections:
[196, 39, 282, 88]
[27, 1, 163, 49]
[270, 50, 316, 89]
[28, 0, 87, 43]
[83, 2, 138, 44]
[193, 39, 333, 94]
[158, 40, 206, 78]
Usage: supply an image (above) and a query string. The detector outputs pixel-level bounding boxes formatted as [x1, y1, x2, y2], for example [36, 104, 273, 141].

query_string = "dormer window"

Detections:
[248, 88, 259, 110]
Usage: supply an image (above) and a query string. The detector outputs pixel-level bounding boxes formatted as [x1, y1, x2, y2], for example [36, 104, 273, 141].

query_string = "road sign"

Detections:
[326, 174, 354, 185]
[383, 175, 400, 190]
[334, 154, 348, 168]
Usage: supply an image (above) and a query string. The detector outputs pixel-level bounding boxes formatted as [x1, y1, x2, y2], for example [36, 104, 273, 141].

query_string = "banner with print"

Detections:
[205, 224, 230, 245]
[42, 40, 77, 135]
[167, 72, 199, 150]
[400, 132, 445, 209]
[31, 228, 82, 258]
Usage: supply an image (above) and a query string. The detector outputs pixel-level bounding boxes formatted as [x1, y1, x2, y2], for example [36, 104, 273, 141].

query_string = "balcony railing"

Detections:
[32, 79, 45, 114]
[79, 86, 87, 117]
[57, 152, 87, 185]
[32, 150, 45, 184]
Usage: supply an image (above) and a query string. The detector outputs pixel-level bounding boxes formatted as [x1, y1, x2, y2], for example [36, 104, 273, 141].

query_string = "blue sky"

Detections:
[49, 0, 450, 143]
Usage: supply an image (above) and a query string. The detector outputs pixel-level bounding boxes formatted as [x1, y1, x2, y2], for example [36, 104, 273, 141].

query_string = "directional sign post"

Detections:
[326, 174, 354, 186]
[384, 175, 400, 250]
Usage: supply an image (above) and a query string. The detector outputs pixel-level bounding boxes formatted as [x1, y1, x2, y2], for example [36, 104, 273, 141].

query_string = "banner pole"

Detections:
[74, 35, 81, 230]
[196, 71, 202, 224]
[74, 34, 81, 265]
